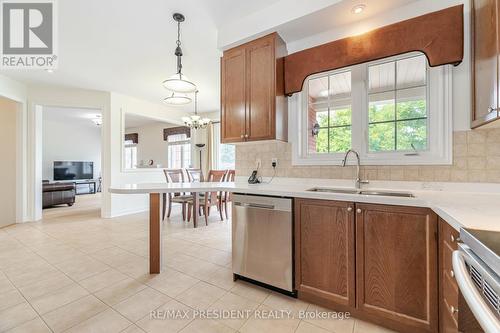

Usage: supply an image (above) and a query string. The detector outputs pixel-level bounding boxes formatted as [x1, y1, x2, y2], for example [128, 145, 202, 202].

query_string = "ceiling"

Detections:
[1, 0, 423, 114]
[125, 113, 175, 129]
[277, 0, 420, 45]
[42, 106, 102, 128]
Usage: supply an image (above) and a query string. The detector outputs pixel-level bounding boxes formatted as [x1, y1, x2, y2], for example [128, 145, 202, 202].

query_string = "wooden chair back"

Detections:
[224, 170, 236, 182]
[223, 170, 236, 202]
[163, 169, 185, 196]
[206, 170, 227, 182]
[186, 168, 204, 182]
[203, 170, 227, 205]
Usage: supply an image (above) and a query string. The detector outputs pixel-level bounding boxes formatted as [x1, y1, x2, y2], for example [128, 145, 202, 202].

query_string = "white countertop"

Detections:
[109, 179, 500, 232]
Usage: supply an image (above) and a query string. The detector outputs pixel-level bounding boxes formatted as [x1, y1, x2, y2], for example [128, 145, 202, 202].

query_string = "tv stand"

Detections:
[55, 179, 101, 195]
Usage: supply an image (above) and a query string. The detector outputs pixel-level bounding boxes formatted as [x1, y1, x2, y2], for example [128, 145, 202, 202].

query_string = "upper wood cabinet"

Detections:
[355, 204, 438, 333]
[294, 199, 356, 308]
[472, 0, 500, 127]
[221, 33, 288, 143]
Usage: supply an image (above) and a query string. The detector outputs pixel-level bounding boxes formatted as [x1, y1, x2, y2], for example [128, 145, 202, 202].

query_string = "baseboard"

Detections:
[105, 207, 148, 218]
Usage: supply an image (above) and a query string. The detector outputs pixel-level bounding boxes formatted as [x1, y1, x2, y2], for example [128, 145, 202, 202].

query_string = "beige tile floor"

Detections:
[0, 194, 397, 333]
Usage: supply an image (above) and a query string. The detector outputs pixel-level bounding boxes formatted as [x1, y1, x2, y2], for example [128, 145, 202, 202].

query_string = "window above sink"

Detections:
[290, 52, 453, 166]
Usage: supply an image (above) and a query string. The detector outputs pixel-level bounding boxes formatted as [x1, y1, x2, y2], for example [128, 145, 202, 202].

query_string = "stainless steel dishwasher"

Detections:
[232, 194, 293, 293]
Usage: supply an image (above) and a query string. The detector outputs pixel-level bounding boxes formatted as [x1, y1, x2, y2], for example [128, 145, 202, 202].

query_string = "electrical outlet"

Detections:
[271, 158, 278, 168]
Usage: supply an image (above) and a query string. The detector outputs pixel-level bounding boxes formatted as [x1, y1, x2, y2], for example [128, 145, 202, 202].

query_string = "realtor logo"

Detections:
[1, 0, 57, 69]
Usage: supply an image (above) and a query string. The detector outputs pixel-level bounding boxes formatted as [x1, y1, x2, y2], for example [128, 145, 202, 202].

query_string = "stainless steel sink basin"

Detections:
[360, 190, 414, 198]
[306, 187, 414, 198]
[306, 187, 360, 194]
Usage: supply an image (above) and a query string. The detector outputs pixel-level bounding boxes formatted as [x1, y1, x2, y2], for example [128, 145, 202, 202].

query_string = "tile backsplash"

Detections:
[235, 128, 500, 183]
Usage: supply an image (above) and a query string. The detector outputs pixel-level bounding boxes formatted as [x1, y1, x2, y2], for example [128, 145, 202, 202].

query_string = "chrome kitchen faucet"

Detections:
[341, 149, 369, 190]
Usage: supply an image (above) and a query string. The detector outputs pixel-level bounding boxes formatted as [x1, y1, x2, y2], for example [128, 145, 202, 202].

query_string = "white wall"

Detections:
[42, 107, 102, 181]
[105, 92, 190, 217]
[0, 75, 28, 223]
[0, 97, 19, 227]
[27, 83, 110, 220]
[284, 0, 472, 131]
[125, 122, 174, 168]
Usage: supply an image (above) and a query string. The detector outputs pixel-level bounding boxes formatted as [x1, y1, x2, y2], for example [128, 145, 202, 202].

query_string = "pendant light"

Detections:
[162, 13, 197, 95]
[181, 90, 211, 129]
[163, 92, 191, 105]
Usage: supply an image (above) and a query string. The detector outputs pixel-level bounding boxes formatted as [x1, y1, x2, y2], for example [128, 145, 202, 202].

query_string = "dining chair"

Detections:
[189, 170, 227, 225]
[220, 169, 235, 219]
[186, 168, 204, 182]
[162, 169, 191, 221]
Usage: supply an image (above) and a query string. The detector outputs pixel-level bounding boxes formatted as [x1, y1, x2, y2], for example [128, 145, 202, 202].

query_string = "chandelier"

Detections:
[162, 13, 197, 104]
[182, 90, 211, 129]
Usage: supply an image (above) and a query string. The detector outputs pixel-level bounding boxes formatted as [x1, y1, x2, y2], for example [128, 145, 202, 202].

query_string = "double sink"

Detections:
[307, 187, 415, 198]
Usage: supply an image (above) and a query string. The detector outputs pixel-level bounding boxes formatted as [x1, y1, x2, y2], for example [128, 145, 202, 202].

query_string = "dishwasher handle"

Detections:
[234, 202, 275, 210]
[452, 250, 500, 333]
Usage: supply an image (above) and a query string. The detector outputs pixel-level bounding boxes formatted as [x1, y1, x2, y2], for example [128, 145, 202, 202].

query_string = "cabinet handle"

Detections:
[451, 234, 455, 243]
[450, 270, 455, 278]
[240, 134, 244, 139]
[450, 305, 458, 314]
[356, 208, 362, 214]
[347, 207, 353, 212]
[244, 134, 249, 138]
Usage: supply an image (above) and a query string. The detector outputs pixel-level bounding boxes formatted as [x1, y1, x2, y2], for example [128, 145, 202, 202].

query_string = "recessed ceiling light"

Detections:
[352, 4, 366, 14]
[45, 69, 54, 73]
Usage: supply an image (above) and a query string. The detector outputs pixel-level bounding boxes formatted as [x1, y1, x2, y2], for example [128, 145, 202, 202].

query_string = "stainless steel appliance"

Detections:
[453, 228, 500, 333]
[232, 194, 293, 293]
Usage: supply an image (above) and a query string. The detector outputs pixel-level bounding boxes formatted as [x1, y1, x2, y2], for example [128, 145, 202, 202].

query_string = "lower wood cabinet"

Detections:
[439, 218, 460, 333]
[356, 204, 438, 333]
[295, 199, 439, 333]
[294, 199, 355, 308]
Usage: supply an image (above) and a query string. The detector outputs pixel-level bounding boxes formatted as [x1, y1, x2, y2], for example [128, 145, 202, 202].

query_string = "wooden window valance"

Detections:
[163, 126, 191, 141]
[124, 133, 138, 144]
[284, 5, 464, 95]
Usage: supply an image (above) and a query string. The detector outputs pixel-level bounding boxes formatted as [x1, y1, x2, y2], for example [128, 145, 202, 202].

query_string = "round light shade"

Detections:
[162, 73, 197, 93]
[163, 92, 191, 105]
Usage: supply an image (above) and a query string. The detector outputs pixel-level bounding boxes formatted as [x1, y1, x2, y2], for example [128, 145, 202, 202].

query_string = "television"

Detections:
[54, 161, 94, 181]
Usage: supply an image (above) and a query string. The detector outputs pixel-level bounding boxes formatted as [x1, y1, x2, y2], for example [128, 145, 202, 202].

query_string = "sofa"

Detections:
[42, 181, 76, 208]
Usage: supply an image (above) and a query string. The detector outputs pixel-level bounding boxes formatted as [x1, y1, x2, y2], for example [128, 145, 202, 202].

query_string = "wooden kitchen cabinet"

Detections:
[355, 204, 438, 333]
[220, 47, 246, 142]
[221, 33, 287, 143]
[439, 218, 460, 333]
[294, 199, 356, 308]
[471, 0, 500, 127]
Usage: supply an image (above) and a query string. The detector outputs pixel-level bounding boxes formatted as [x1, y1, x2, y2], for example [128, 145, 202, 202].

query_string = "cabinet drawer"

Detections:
[442, 272, 458, 315]
[441, 301, 458, 333]
[441, 219, 459, 249]
[442, 241, 458, 283]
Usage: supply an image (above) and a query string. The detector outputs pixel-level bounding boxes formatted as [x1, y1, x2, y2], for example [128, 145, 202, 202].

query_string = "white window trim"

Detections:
[167, 137, 191, 169]
[290, 54, 453, 166]
[124, 144, 137, 169]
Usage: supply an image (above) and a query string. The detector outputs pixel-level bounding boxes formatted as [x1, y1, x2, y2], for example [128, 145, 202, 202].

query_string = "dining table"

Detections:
[110, 182, 236, 273]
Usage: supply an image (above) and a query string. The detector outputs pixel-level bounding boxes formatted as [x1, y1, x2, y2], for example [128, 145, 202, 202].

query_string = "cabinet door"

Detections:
[439, 218, 459, 333]
[356, 204, 438, 333]
[246, 35, 275, 141]
[221, 48, 246, 143]
[295, 199, 355, 308]
[472, 0, 499, 127]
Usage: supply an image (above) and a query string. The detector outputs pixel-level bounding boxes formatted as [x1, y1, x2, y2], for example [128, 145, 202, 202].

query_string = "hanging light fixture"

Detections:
[181, 90, 211, 129]
[162, 13, 197, 95]
[163, 92, 191, 105]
